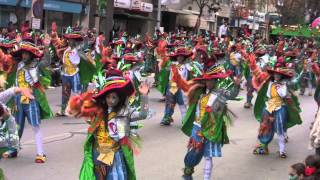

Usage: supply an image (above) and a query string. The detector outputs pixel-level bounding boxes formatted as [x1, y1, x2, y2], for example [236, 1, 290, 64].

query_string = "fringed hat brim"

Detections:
[93, 79, 134, 100]
[11, 44, 43, 59]
[63, 34, 83, 41]
[169, 52, 193, 59]
[193, 71, 232, 81]
[267, 68, 294, 78]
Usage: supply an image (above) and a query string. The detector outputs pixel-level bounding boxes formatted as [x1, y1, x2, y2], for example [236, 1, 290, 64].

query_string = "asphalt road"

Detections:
[0, 86, 316, 180]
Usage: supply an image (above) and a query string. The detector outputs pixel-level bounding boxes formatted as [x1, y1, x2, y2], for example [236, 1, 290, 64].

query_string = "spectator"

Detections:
[218, 21, 228, 39]
[289, 163, 305, 180]
[305, 155, 320, 177]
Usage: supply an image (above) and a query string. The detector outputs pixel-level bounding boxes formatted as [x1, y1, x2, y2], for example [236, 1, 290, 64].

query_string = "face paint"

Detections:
[106, 92, 120, 108]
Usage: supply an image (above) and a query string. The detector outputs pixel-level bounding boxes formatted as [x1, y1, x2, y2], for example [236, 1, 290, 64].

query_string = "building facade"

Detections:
[160, 0, 231, 34]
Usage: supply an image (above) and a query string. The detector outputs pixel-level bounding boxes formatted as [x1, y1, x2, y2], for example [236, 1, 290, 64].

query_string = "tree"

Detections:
[270, 0, 307, 25]
[306, 0, 320, 23]
[193, 0, 219, 32]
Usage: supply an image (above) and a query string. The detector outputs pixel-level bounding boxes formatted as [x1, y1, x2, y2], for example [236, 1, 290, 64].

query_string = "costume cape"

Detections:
[242, 61, 250, 79]
[181, 88, 230, 145]
[253, 81, 302, 128]
[181, 77, 238, 145]
[156, 60, 171, 95]
[79, 58, 96, 86]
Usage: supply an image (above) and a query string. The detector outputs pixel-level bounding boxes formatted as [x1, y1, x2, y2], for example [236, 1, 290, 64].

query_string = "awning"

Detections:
[0, 0, 17, 6]
[19, 0, 82, 14]
[114, 12, 156, 21]
[161, 8, 193, 15]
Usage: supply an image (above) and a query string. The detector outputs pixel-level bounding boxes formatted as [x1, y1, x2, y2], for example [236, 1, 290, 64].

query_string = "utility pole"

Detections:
[105, 0, 114, 43]
[157, 0, 161, 29]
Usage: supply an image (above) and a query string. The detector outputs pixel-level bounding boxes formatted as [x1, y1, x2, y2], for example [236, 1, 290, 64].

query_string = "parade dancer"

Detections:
[10, 41, 54, 163]
[0, 86, 33, 158]
[117, 53, 144, 108]
[66, 73, 150, 180]
[300, 49, 315, 96]
[54, 27, 95, 116]
[160, 47, 193, 126]
[176, 64, 240, 180]
[55, 28, 83, 116]
[0, 39, 17, 88]
[309, 50, 320, 108]
[229, 44, 242, 79]
[248, 54, 302, 158]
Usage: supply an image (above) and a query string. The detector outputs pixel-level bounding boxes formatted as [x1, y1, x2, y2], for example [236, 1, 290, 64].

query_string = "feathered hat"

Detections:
[93, 76, 134, 100]
[168, 46, 193, 60]
[193, 64, 232, 81]
[266, 56, 294, 79]
[0, 39, 16, 49]
[63, 26, 83, 41]
[11, 41, 43, 59]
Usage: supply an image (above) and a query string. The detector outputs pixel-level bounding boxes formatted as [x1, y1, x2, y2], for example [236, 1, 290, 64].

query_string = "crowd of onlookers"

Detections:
[290, 155, 320, 180]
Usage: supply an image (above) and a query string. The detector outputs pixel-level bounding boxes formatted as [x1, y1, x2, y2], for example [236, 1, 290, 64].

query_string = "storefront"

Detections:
[111, 0, 155, 35]
[0, 0, 84, 34]
[20, 0, 83, 34]
[0, 0, 27, 28]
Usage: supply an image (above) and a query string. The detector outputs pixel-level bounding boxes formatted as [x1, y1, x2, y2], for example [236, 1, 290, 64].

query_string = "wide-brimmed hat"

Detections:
[266, 57, 294, 78]
[196, 45, 207, 54]
[123, 53, 142, 62]
[193, 64, 232, 81]
[11, 41, 43, 59]
[93, 76, 134, 100]
[169, 47, 193, 59]
[284, 51, 297, 58]
[267, 67, 294, 79]
[63, 27, 83, 41]
[110, 39, 125, 46]
[0, 39, 16, 49]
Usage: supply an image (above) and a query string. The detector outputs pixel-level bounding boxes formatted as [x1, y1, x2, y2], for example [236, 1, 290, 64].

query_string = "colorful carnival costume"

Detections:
[117, 53, 144, 108]
[178, 65, 240, 180]
[300, 49, 316, 96]
[248, 54, 302, 158]
[0, 88, 20, 158]
[229, 44, 242, 78]
[310, 50, 320, 108]
[66, 73, 150, 180]
[53, 27, 95, 116]
[0, 86, 34, 159]
[160, 47, 193, 126]
[10, 41, 54, 163]
[0, 39, 17, 88]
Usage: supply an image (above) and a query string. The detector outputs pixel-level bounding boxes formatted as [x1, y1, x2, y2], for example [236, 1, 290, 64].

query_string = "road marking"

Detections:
[22, 128, 87, 146]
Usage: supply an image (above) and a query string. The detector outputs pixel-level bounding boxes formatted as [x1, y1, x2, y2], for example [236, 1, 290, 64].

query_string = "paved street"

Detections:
[0, 87, 316, 180]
